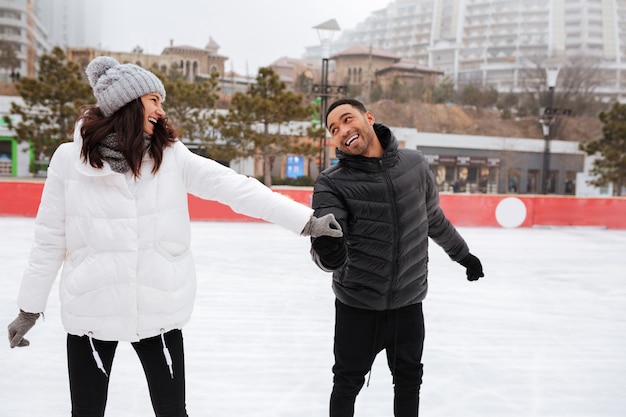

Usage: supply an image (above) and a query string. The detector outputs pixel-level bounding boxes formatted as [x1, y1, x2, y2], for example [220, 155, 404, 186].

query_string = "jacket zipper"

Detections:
[380, 159, 400, 309]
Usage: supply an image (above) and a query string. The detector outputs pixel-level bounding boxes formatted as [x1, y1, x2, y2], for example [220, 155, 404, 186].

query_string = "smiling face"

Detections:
[140, 93, 165, 135]
[326, 104, 383, 158]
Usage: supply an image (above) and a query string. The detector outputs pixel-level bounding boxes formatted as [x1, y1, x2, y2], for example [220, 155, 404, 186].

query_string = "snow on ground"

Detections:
[1, 217, 625, 416]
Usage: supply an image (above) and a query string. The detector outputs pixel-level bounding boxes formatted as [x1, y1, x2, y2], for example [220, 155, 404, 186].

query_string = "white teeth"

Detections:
[345, 134, 358, 146]
[148, 117, 157, 125]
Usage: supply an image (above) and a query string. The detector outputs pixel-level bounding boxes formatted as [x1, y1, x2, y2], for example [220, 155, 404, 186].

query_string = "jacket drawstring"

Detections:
[365, 309, 401, 387]
[391, 309, 399, 385]
[160, 329, 174, 379]
[87, 332, 108, 377]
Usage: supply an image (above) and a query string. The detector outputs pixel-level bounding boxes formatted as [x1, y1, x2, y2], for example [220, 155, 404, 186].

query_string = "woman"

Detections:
[7, 56, 341, 417]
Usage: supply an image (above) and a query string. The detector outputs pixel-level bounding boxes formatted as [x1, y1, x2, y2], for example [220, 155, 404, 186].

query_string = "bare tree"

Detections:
[519, 54, 603, 139]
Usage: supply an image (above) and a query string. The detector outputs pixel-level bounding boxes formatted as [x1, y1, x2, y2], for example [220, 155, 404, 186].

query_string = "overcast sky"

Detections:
[99, 0, 392, 75]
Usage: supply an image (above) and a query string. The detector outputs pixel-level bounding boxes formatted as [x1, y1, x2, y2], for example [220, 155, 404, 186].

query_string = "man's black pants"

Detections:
[67, 329, 188, 417]
[330, 300, 425, 417]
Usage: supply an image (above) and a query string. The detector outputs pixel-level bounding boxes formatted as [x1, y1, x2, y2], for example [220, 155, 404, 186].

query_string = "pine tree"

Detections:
[4, 47, 94, 172]
[579, 102, 626, 196]
[217, 67, 318, 186]
[159, 69, 228, 161]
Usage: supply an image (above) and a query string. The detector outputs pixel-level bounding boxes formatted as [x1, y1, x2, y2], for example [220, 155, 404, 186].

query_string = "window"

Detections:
[564, 171, 576, 195]
[527, 169, 539, 194]
[0, 140, 13, 177]
[547, 170, 558, 194]
[508, 168, 520, 193]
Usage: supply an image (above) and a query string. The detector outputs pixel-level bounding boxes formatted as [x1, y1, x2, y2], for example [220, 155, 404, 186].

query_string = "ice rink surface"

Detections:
[1, 217, 625, 417]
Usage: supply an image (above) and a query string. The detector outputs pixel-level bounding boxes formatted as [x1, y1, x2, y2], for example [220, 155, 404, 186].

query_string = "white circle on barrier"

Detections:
[495, 197, 527, 228]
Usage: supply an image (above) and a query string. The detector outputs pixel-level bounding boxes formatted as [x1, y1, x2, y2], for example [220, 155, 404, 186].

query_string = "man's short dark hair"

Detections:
[325, 98, 367, 126]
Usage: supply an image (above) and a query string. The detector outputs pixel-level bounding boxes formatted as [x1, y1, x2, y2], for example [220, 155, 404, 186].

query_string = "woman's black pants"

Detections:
[330, 300, 425, 417]
[67, 329, 188, 417]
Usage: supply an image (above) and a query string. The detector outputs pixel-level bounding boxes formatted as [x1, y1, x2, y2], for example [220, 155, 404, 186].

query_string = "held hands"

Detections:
[301, 213, 343, 238]
[312, 236, 347, 270]
[458, 253, 484, 281]
[7, 310, 40, 348]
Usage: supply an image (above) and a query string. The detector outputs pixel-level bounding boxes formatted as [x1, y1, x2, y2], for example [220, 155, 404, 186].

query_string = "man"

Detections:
[310, 98, 484, 417]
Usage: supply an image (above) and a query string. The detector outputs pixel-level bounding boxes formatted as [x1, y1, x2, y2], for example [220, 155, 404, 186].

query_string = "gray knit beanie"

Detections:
[85, 56, 166, 117]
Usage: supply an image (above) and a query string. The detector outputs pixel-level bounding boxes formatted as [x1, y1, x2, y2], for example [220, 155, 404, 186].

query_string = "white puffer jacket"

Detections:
[17, 129, 313, 342]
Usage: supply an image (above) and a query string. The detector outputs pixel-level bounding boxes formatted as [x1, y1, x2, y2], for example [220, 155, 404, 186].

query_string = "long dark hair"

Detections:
[79, 98, 177, 176]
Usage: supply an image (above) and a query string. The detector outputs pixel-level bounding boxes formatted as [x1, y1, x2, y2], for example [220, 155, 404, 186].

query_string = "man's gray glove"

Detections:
[301, 213, 343, 238]
[8, 310, 40, 348]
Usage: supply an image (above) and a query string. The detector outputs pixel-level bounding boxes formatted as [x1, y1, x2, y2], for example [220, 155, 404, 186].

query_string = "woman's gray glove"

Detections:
[301, 213, 343, 238]
[8, 310, 40, 348]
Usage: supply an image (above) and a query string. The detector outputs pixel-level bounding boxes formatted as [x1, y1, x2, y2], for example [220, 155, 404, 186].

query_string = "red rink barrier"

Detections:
[187, 186, 312, 222]
[2, 180, 625, 229]
[436, 194, 626, 229]
[0, 181, 45, 217]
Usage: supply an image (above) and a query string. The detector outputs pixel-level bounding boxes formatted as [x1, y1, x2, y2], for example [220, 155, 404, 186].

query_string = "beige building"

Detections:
[67, 37, 228, 82]
[331, 44, 399, 87]
[269, 44, 443, 101]
[375, 58, 443, 92]
[330, 44, 444, 98]
[269, 56, 318, 91]
[161, 37, 226, 80]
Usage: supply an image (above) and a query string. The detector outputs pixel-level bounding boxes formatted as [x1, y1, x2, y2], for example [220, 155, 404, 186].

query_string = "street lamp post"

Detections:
[540, 67, 560, 194]
[313, 19, 340, 171]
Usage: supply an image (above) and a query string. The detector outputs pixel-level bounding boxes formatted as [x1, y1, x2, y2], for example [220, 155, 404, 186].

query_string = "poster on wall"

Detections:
[286, 155, 304, 178]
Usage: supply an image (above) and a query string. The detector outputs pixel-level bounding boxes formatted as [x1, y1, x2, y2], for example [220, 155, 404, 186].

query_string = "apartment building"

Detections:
[0, 0, 51, 79]
[306, 0, 626, 99]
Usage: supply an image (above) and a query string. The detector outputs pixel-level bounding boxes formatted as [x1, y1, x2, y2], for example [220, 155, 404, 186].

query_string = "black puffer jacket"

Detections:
[311, 123, 469, 311]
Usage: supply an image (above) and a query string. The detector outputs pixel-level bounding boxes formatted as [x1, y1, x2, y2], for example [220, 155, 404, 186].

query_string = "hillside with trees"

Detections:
[366, 100, 603, 142]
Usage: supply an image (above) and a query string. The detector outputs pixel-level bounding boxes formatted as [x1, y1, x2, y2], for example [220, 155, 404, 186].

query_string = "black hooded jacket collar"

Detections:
[335, 123, 398, 172]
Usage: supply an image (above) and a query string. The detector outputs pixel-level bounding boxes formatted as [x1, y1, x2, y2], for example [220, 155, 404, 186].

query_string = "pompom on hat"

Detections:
[85, 56, 166, 117]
